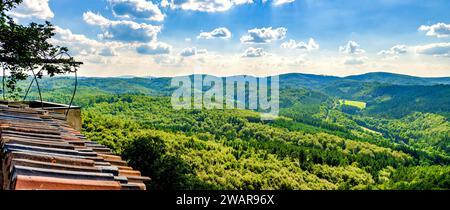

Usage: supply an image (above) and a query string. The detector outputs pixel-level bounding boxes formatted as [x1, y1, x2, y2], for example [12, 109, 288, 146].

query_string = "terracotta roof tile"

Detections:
[6, 151, 96, 167]
[1, 103, 150, 190]
[13, 175, 122, 190]
[119, 170, 142, 177]
[11, 159, 104, 173]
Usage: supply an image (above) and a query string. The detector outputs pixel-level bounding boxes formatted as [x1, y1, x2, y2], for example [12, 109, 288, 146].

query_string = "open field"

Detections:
[339, 99, 367, 109]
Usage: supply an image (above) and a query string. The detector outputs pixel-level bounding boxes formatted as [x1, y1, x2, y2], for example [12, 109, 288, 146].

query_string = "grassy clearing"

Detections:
[339, 99, 367, 109]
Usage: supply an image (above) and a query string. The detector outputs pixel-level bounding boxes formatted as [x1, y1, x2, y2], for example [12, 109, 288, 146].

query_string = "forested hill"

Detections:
[279, 72, 450, 88]
[18, 72, 450, 118]
[344, 72, 450, 86]
[21, 71, 450, 94]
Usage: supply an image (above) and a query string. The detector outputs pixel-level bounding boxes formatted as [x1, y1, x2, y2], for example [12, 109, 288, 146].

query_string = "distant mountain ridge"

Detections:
[71, 72, 450, 86]
[31, 72, 450, 99]
[280, 72, 450, 87]
[343, 72, 450, 85]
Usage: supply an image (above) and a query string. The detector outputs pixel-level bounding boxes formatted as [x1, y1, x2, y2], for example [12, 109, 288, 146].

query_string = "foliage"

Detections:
[377, 166, 450, 190]
[0, 1, 79, 99]
[78, 94, 420, 190]
[123, 133, 207, 190]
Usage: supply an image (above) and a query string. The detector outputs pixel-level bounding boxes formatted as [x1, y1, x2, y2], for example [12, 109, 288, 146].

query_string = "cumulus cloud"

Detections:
[52, 26, 120, 57]
[416, 42, 450, 57]
[53, 27, 101, 47]
[378, 45, 408, 56]
[344, 56, 368, 65]
[339, 40, 365, 55]
[83, 11, 161, 43]
[281, 38, 319, 51]
[240, 27, 287, 44]
[8, 0, 54, 20]
[419, 23, 450, 38]
[340, 41, 367, 65]
[161, 0, 253, 12]
[108, 0, 165, 22]
[180, 47, 208, 57]
[242, 47, 271, 57]
[197, 27, 232, 39]
[83, 11, 110, 25]
[136, 42, 172, 55]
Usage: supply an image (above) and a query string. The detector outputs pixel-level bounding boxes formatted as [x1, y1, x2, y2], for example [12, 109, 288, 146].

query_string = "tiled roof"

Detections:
[0, 103, 150, 190]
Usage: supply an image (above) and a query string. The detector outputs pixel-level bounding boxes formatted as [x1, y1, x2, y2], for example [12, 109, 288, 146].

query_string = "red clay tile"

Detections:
[119, 170, 142, 177]
[13, 175, 122, 190]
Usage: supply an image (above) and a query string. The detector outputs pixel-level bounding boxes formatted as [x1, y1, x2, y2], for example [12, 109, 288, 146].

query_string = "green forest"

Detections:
[8, 72, 450, 190]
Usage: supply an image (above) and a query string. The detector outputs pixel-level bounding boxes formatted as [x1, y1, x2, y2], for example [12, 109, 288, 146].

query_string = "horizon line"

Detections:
[60, 71, 450, 79]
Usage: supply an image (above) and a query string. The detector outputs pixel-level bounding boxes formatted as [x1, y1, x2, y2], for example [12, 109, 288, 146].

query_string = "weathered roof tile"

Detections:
[13, 175, 122, 190]
[1, 104, 150, 190]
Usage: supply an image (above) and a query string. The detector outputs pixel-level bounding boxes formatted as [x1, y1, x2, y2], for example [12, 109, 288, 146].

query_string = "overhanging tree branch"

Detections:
[0, 0, 83, 112]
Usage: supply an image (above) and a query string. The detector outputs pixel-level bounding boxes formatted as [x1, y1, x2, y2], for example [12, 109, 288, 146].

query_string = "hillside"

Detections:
[14, 72, 450, 118]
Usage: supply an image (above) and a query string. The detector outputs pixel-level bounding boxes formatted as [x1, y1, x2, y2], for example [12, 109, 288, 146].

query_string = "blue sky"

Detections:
[8, 0, 450, 77]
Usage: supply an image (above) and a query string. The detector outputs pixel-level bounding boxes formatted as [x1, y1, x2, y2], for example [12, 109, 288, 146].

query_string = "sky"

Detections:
[7, 0, 450, 77]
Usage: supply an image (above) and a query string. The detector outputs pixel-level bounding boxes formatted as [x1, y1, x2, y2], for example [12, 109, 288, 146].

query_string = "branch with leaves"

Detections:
[0, 0, 81, 100]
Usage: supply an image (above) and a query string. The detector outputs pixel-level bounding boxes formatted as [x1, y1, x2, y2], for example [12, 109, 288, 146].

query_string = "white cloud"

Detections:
[197, 27, 232, 39]
[83, 11, 110, 26]
[416, 42, 450, 57]
[8, 0, 54, 20]
[242, 47, 271, 57]
[281, 38, 319, 51]
[339, 40, 365, 55]
[108, 0, 165, 22]
[136, 42, 172, 55]
[419, 23, 450, 38]
[161, 0, 170, 7]
[344, 56, 368, 65]
[240, 27, 287, 44]
[53, 27, 101, 47]
[162, 0, 253, 12]
[268, 0, 295, 6]
[339, 41, 367, 65]
[83, 11, 161, 43]
[52, 26, 120, 57]
[378, 45, 407, 56]
[180, 47, 208, 57]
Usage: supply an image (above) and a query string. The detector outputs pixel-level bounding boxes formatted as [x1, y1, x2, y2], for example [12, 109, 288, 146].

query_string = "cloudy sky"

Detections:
[8, 0, 450, 77]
